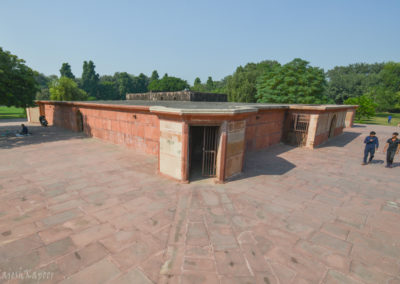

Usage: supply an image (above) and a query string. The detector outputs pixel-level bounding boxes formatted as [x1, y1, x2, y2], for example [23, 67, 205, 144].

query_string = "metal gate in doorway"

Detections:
[202, 126, 218, 177]
[285, 113, 310, 146]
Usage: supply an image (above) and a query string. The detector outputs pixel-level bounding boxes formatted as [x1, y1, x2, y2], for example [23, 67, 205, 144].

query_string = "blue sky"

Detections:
[1, 0, 399, 83]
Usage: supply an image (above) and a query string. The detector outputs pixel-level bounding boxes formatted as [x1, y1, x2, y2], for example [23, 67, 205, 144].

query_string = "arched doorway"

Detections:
[328, 115, 337, 138]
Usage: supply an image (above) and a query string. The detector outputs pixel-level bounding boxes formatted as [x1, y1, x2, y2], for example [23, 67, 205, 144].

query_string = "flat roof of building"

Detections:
[37, 100, 357, 115]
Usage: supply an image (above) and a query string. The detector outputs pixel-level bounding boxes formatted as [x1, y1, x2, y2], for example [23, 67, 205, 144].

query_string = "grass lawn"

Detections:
[358, 112, 400, 126]
[0, 106, 27, 119]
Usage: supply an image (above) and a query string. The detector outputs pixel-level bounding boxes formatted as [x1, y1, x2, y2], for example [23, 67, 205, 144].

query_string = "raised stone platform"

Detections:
[1, 121, 399, 283]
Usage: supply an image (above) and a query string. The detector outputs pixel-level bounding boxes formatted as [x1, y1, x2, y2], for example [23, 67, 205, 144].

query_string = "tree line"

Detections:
[35, 62, 190, 102]
[1, 46, 399, 115]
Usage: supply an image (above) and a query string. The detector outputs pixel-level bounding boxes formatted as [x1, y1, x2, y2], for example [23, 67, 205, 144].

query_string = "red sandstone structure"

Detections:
[35, 96, 356, 183]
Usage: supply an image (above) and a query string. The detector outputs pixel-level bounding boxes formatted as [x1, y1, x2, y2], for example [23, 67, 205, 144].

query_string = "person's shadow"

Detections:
[369, 160, 384, 165]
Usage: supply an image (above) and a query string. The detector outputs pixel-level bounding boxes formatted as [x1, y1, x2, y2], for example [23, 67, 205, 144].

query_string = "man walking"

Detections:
[383, 132, 400, 168]
[362, 131, 379, 165]
[388, 115, 392, 124]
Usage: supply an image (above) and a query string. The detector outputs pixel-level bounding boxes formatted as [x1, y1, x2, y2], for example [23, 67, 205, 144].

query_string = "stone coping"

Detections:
[36, 100, 357, 115]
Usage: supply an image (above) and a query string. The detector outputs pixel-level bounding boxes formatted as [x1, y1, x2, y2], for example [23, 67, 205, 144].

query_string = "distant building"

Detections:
[126, 91, 227, 102]
[35, 92, 357, 183]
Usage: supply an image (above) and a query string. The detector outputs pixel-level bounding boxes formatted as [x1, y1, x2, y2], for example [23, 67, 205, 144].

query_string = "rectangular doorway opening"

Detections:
[189, 126, 219, 181]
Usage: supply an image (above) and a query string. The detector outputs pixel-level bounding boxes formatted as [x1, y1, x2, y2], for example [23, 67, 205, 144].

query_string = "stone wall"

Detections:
[245, 110, 285, 151]
[43, 104, 159, 155]
[345, 109, 356, 128]
[225, 120, 246, 179]
[313, 110, 347, 147]
[126, 91, 227, 102]
[26, 107, 40, 123]
[159, 120, 184, 180]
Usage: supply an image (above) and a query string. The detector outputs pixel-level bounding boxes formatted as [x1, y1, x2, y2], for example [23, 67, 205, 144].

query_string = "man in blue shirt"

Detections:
[362, 131, 379, 165]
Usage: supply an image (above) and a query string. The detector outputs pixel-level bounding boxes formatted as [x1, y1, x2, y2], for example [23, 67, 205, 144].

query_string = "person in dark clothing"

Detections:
[39, 116, 48, 127]
[362, 131, 379, 165]
[20, 124, 28, 135]
[383, 132, 400, 168]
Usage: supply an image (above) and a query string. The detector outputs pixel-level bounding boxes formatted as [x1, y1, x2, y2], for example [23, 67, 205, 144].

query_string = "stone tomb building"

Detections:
[36, 93, 356, 183]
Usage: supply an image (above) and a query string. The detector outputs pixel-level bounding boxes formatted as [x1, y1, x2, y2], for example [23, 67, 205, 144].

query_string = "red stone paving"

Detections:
[1, 120, 400, 283]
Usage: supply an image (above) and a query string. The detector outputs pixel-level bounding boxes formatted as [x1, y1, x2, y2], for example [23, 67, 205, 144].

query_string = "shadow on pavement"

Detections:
[369, 159, 384, 165]
[228, 144, 296, 181]
[0, 120, 87, 149]
[318, 132, 361, 148]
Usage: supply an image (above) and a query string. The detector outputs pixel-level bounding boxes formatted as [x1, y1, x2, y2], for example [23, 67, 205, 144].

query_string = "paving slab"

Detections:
[1, 121, 400, 283]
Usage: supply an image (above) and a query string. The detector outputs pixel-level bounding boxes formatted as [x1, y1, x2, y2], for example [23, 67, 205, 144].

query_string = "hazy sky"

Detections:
[1, 0, 399, 83]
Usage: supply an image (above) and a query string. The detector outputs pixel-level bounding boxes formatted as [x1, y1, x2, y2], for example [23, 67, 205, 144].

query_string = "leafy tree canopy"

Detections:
[226, 60, 279, 102]
[344, 95, 377, 121]
[98, 80, 119, 100]
[326, 63, 384, 104]
[194, 77, 201, 86]
[49, 77, 87, 101]
[60, 63, 75, 79]
[81, 60, 99, 98]
[256, 58, 328, 104]
[150, 70, 159, 82]
[34, 73, 57, 100]
[0, 47, 38, 107]
[148, 75, 189, 92]
[362, 62, 400, 111]
[191, 76, 228, 93]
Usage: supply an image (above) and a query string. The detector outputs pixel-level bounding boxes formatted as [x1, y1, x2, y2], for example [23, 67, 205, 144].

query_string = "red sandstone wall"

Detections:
[314, 126, 344, 147]
[44, 104, 79, 130]
[313, 110, 346, 147]
[44, 103, 159, 155]
[245, 110, 285, 151]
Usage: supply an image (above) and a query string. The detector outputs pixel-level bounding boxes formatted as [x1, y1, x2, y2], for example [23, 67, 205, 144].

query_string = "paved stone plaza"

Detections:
[0, 120, 399, 283]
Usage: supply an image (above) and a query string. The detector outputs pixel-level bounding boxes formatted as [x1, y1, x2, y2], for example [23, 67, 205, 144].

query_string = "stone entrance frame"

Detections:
[151, 106, 252, 183]
[36, 100, 357, 183]
[288, 105, 351, 149]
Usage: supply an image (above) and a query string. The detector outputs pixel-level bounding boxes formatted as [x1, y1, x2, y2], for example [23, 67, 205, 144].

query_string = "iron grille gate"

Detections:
[202, 126, 218, 177]
[288, 113, 310, 146]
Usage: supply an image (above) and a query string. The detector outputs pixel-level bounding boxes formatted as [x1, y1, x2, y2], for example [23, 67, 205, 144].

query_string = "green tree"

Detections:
[0, 47, 38, 107]
[365, 62, 400, 111]
[115, 72, 134, 99]
[36, 88, 51, 100]
[150, 70, 159, 82]
[49, 77, 87, 101]
[34, 72, 53, 89]
[148, 75, 189, 92]
[326, 63, 384, 104]
[81, 60, 99, 98]
[98, 81, 119, 100]
[34, 72, 54, 100]
[226, 60, 280, 102]
[191, 77, 206, 92]
[344, 95, 377, 121]
[206, 76, 214, 91]
[256, 58, 328, 104]
[59, 63, 75, 79]
[194, 77, 201, 86]
[132, 73, 149, 93]
[213, 76, 229, 94]
[368, 88, 400, 111]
